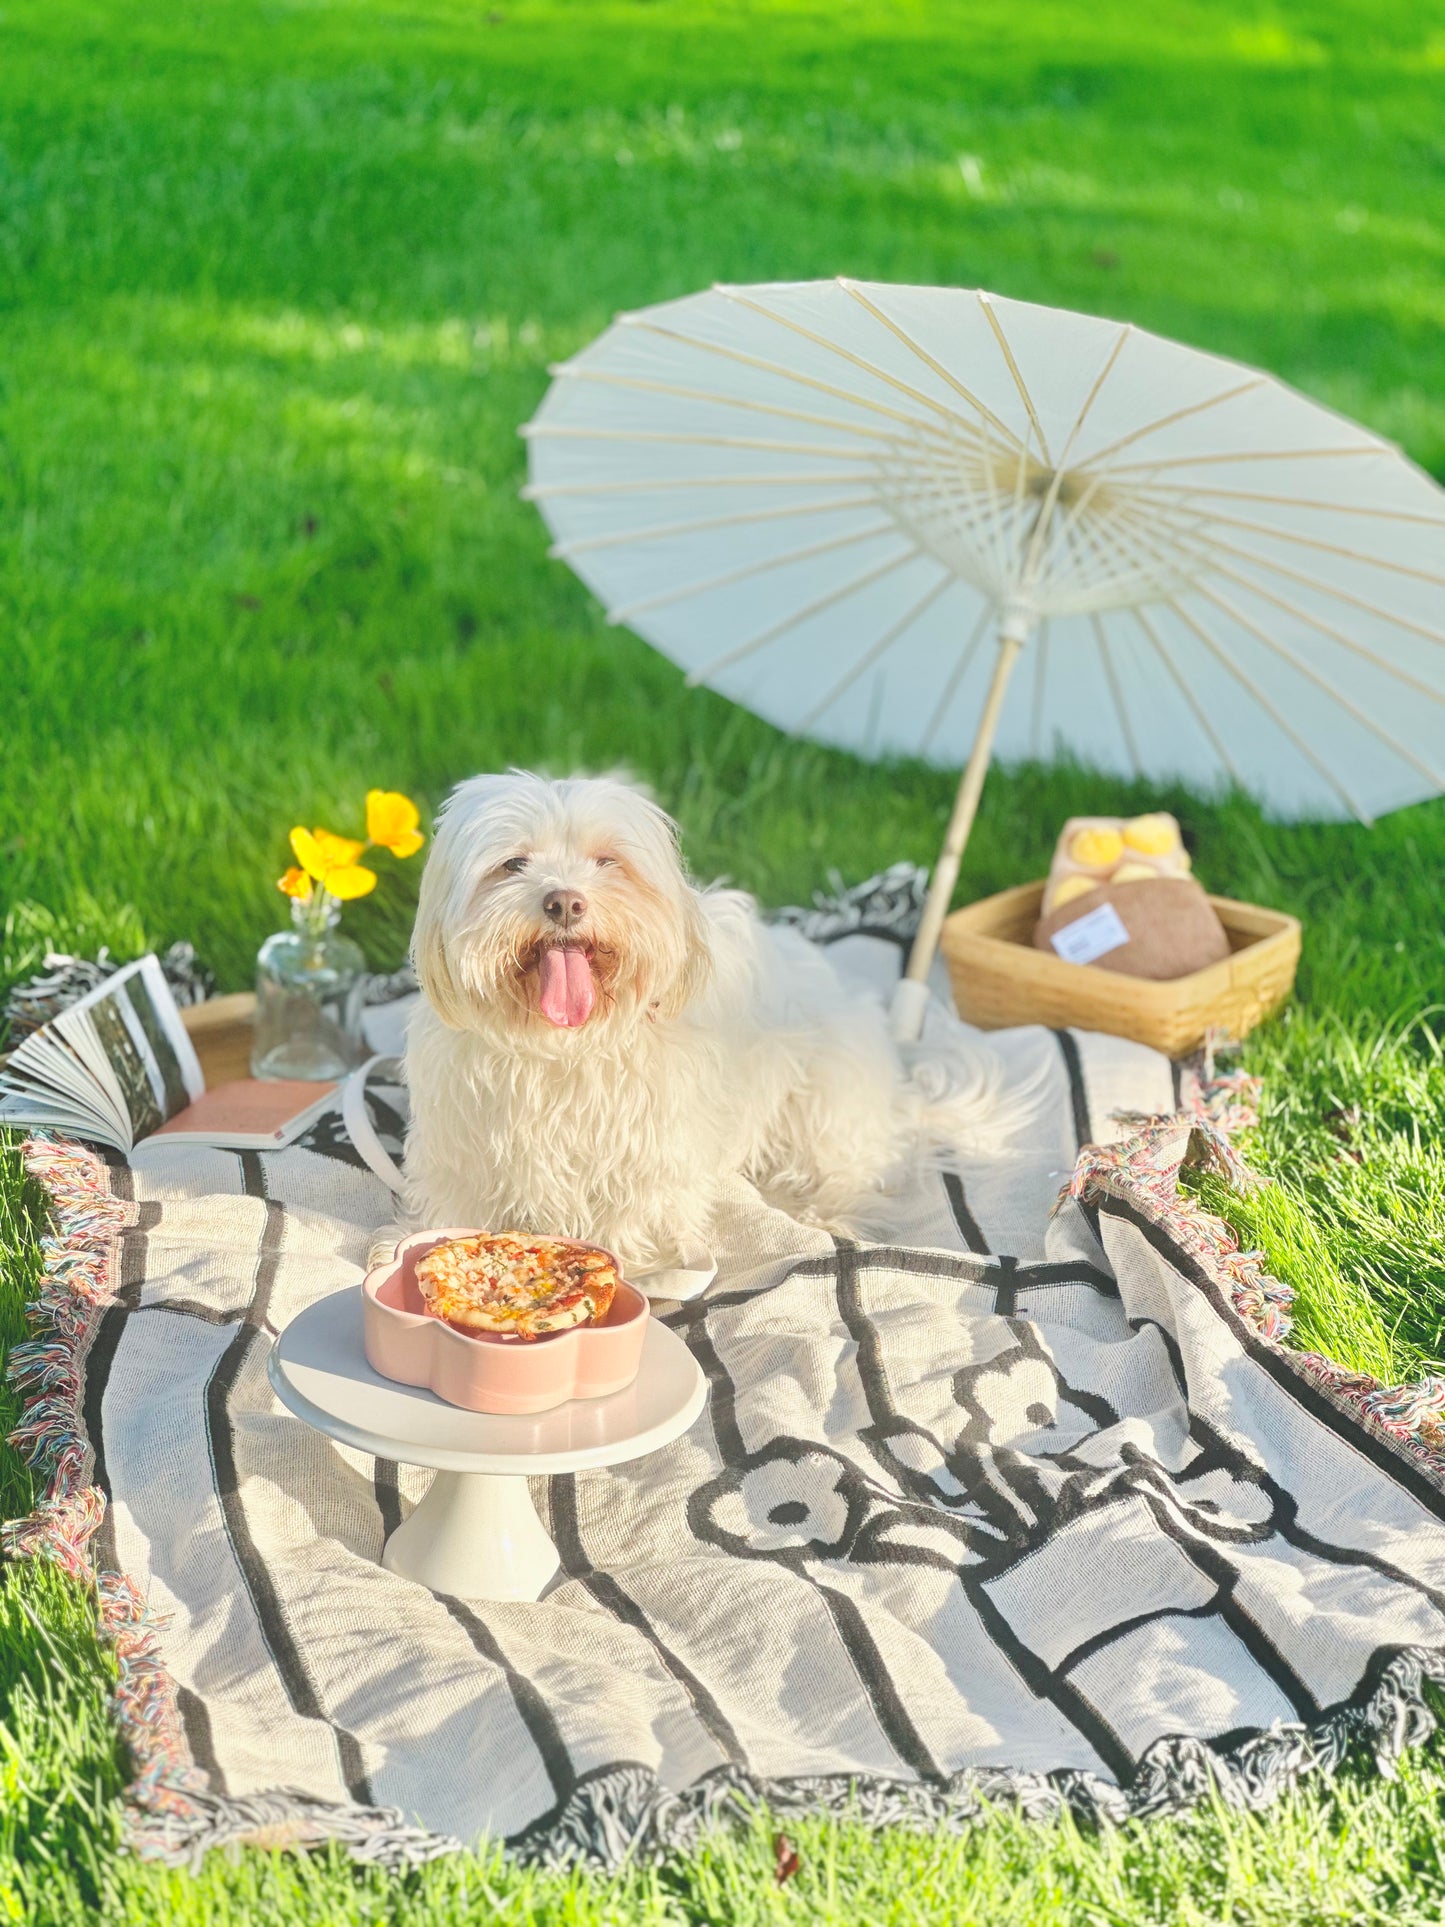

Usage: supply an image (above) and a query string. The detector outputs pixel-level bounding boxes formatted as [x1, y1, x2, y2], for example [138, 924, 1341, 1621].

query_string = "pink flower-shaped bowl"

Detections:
[362, 1228, 649, 1416]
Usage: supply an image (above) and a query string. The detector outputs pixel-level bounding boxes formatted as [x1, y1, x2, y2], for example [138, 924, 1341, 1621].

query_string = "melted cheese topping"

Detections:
[415, 1233, 619, 1340]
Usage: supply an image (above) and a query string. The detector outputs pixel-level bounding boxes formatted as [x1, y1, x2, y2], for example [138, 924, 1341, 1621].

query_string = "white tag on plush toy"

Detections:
[1050, 901, 1130, 966]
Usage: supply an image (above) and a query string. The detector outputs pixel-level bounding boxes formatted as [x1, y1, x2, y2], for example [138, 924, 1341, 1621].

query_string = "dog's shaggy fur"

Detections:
[404, 771, 1001, 1275]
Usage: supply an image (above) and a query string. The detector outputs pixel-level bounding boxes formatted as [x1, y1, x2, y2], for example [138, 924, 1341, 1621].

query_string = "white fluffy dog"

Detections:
[404, 771, 999, 1275]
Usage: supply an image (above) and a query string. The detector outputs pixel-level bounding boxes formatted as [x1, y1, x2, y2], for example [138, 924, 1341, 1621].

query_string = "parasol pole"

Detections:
[890, 601, 1034, 1043]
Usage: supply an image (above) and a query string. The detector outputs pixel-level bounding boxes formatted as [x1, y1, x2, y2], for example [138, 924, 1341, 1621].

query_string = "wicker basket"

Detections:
[940, 881, 1300, 1058]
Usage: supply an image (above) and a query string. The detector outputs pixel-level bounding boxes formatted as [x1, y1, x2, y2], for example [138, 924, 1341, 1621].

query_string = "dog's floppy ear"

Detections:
[654, 885, 713, 1020]
[410, 853, 472, 1031]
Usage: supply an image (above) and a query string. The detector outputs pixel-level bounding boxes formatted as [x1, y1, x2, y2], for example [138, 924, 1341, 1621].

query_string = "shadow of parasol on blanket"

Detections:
[522, 278, 1445, 1040]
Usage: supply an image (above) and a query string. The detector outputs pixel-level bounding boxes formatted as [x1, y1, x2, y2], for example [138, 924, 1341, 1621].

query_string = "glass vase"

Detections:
[251, 899, 367, 1081]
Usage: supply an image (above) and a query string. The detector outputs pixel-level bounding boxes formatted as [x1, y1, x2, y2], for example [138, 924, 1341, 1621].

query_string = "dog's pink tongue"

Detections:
[538, 946, 595, 1028]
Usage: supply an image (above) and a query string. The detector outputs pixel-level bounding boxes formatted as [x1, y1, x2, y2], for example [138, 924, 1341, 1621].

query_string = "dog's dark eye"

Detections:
[594, 855, 617, 868]
[502, 856, 528, 875]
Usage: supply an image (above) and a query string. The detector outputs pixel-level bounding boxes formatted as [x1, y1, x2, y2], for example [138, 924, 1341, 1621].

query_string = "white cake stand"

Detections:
[267, 1286, 707, 1602]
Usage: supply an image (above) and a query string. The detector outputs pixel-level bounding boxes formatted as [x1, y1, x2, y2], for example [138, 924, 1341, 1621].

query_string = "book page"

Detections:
[5, 1024, 97, 1100]
[56, 956, 205, 1143]
[0, 1023, 126, 1142]
[53, 1003, 143, 1142]
[116, 954, 205, 1104]
[0, 1090, 128, 1153]
[0, 956, 205, 1153]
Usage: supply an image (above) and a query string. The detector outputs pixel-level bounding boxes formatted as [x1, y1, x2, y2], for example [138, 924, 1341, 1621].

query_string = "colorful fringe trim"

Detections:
[5, 1058, 1445, 1868]
[0, 1133, 466, 1868]
[1, 1137, 210, 1823]
[1063, 1065, 1445, 1481]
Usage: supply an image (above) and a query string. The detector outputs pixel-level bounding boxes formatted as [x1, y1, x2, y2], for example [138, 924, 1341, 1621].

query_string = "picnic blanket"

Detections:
[10, 909, 1445, 1869]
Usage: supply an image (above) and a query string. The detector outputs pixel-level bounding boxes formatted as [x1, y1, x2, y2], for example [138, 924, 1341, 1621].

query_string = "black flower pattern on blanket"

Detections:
[694, 1444, 871, 1563]
[692, 1313, 1284, 1584]
[693, 1439, 1001, 1571]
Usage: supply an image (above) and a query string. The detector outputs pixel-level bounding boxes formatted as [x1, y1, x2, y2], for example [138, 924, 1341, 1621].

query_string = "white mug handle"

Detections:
[341, 1055, 408, 1194]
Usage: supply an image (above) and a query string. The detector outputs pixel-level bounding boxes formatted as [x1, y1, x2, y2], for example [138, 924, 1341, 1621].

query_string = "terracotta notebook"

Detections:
[150, 1078, 338, 1150]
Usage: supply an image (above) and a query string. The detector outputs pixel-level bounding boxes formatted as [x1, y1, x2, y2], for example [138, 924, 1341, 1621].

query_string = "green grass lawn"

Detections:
[3, 0, 1445, 1917]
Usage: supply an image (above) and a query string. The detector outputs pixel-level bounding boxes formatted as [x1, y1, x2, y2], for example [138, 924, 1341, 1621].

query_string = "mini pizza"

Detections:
[414, 1233, 619, 1340]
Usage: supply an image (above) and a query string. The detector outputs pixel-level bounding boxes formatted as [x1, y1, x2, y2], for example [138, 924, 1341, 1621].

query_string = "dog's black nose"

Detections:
[543, 890, 587, 923]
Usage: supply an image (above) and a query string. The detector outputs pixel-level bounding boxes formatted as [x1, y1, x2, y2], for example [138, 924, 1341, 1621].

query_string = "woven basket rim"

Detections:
[943, 880, 1299, 993]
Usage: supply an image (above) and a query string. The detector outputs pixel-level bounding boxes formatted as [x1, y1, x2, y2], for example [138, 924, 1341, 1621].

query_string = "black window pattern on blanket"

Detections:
[682, 1235, 1445, 1782]
[297, 1082, 407, 1173]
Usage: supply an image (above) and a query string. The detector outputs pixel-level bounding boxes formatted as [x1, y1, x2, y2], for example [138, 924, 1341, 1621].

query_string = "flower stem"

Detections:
[293, 885, 341, 948]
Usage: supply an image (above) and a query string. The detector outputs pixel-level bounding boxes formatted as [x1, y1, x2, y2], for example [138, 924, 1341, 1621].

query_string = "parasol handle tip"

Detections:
[997, 598, 1036, 646]
[889, 978, 931, 1045]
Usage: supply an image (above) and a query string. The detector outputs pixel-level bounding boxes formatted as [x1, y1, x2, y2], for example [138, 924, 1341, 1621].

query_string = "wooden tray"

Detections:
[940, 881, 1300, 1058]
[181, 992, 257, 1086]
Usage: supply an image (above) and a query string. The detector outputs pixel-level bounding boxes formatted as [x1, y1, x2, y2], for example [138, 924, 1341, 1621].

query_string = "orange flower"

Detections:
[366, 789, 425, 860]
[277, 866, 312, 899]
[289, 825, 377, 899]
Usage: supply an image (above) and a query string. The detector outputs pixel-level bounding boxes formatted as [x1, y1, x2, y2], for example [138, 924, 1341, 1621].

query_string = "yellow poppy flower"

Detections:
[289, 825, 377, 899]
[365, 789, 425, 860]
[294, 826, 365, 873]
[325, 863, 378, 900]
[277, 866, 312, 899]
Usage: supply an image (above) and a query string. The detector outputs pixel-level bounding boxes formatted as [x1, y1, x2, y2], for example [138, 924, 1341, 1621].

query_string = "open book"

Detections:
[0, 955, 339, 1153]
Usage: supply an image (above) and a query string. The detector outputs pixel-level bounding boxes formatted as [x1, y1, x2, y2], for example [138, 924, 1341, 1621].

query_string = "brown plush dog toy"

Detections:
[1033, 813, 1230, 981]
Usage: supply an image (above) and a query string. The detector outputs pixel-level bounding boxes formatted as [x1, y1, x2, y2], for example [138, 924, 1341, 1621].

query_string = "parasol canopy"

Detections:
[522, 279, 1445, 1034]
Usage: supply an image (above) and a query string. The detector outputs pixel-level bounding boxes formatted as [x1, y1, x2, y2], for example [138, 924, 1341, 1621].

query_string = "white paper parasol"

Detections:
[522, 280, 1445, 1036]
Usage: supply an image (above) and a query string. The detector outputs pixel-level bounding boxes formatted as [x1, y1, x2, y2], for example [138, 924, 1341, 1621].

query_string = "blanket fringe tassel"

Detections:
[503, 1638, 1445, 1867]
[1066, 1067, 1445, 1471]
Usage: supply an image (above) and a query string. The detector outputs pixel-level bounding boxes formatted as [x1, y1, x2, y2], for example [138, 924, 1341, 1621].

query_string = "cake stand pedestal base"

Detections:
[380, 1470, 560, 1601]
[266, 1283, 706, 1605]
